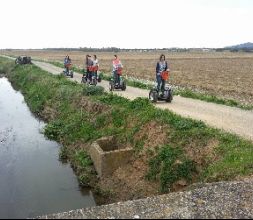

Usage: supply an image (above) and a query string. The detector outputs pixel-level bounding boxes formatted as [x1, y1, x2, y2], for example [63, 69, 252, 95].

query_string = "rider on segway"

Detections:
[109, 55, 126, 91]
[149, 54, 172, 103]
[62, 55, 74, 78]
[92, 55, 99, 81]
[156, 54, 169, 97]
[84, 55, 93, 83]
[64, 55, 72, 74]
[112, 55, 123, 85]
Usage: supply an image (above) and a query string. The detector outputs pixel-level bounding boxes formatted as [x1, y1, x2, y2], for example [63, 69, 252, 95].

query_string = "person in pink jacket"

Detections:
[112, 55, 123, 85]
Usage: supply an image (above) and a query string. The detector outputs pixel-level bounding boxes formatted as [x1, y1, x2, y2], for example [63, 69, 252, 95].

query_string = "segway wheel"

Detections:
[93, 78, 97, 86]
[109, 82, 114, 91]
[166, 96, 172, 103]
[149, 90, 158, 103]
[165, 89, 173, 103]
[81, 76, 85, 84]
[165, 90, 173, 103]
[121, 81, 126, 91]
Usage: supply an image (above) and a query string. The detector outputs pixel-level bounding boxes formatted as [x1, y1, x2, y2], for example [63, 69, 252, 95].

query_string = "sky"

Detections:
[1, 0, 253, 49]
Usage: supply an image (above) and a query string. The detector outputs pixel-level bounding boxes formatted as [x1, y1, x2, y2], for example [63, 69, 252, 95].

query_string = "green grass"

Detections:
[0, 58, 15, 74]
[49, 61, 84, 74]
[147, 145, 196, 192]
[174, 88, 253, 110]
[2, 56, 253, 195]
[73, 150, 94, 187]
[83, 85, 104, 96]
[74, 150, 93, 168]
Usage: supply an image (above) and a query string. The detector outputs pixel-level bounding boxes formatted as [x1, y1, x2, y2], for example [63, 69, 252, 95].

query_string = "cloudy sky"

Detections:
[1, 0, 253, 49]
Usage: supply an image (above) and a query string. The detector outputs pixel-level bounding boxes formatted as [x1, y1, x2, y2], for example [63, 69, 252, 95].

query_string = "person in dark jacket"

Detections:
[64, 55, 71, 74]
[85, 55, 93, 81]
[156, 54, 169, 96]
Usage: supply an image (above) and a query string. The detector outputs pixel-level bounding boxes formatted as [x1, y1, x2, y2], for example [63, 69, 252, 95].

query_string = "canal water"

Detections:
[0, 78, 96, 219]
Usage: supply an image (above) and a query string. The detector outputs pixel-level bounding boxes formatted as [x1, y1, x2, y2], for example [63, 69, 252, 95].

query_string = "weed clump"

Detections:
[83, 85, 105, 96]
[0, 58, 15, 74]
[128, 98, 153, 111]
[44, 121, 63, 141]
[147, 145, 196, 192]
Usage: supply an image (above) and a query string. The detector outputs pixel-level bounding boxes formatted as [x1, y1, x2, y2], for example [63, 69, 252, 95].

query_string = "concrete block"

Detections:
[88, 137, 133, 177]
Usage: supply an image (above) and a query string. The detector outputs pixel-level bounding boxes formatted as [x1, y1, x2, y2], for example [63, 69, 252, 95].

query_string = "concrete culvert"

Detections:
[88, 136, 133, 178]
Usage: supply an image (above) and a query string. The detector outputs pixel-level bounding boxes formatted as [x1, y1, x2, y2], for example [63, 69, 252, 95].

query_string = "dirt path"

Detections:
[9, 60, 253, 141]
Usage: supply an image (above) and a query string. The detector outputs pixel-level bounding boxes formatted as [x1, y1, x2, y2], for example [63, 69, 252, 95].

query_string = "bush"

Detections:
[83, 85, 104, 96]
[44, 121, 63, 141]
[147, 145, 196, 192]
[128, 97, 153, 111]
[74, 150, 93, 168]
[98, 93, 130, 106]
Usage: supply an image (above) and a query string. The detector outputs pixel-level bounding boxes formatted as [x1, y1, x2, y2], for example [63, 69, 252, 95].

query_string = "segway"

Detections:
[62, 63, 74, 78]
[149, 71, 173, 103]
[109, 68, 126, 91]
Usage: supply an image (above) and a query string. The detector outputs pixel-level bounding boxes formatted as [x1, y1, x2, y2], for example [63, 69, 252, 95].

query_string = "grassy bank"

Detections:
[2, 56, 253, 204]
[0, 58, 15, 74]
[48, 60, 253, 110]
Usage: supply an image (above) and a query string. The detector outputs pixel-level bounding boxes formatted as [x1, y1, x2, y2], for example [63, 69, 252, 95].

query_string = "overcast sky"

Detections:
[1, 0, 253, 49]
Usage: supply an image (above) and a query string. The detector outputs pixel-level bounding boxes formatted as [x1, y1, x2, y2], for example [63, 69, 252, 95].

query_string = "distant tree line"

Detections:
[41, 47, 194, 53]
[3, 47, 253, 53]
[215, 48, 253, 53]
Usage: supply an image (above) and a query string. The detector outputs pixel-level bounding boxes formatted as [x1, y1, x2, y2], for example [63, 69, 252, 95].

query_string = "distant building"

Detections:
[202, 48, 211, 52]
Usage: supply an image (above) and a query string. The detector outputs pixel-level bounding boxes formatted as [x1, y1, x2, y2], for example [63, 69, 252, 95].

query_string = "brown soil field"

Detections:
[2, 50, 253, 105]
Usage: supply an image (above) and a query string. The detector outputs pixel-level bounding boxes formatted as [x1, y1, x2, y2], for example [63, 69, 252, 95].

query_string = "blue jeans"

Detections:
[64, 65, 69, 74]
[92, 71, 98, 81]
[93, 71, 97, 79]
[157, 75, 166, 94]
[86, 70, 93, 81]
[113, 71, 120, 85]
